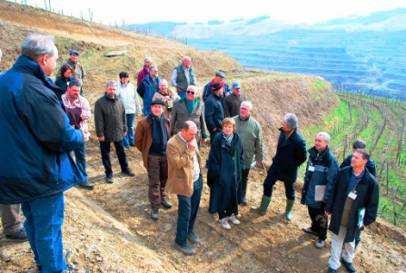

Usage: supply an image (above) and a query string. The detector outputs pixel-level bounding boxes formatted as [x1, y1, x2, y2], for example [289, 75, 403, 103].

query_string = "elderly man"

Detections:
[135, 99, 172, 221]
[0, 34, 85, 272]
[233, 101, 264, 205]
[257, 113, 307, 221]
[171, 85, 208, 144]
[204, 83, 225, 140]
[62, 77, 93, 190]
[118, 71, 142, 148]
[137, 56, 153, 87]
[325, 150, 379, 273]
[166, 121, 203, 255]
[94, 80, 135, 183]
[137, 64, 160, 116]
[171, 56, 196, 99]
[152, 79, 180, 119]
[202, 70, 231, 101]
[65, 49, 85, 93]
[0, 48, 27, 242]
[301, 132, 338, 249]
[224, 81, 243, 117]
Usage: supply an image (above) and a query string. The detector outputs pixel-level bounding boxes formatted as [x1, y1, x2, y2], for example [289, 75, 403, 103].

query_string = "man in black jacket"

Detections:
[94, 80, 134, 183]
[204, 83, 225, 140]
[256, 113, 307, 221]
[340, 139, 376, 176]
[325, 149, 379, 273]
[301, 132, 338, 249]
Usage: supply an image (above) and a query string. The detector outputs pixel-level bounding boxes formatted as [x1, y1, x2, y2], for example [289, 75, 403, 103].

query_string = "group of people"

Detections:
[0, 33, 379, 273]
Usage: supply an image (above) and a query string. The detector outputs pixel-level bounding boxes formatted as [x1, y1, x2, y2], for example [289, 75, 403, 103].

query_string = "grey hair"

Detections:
[159, 79, 168, 86]
[240, 100, 253, 110]
[316, 132, 331, 143]
[144, 56, 152, 63]
[283, 113, 298, 129]
[106, 80, 118, 88]
[21, 33, 57, 60]
[181, 120, 197, 131]
[182, 56, 191, 62]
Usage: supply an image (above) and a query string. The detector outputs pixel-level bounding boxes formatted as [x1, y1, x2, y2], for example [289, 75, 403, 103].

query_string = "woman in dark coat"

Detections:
[207, 118, 243, 229]
[55, 63, 73, 94]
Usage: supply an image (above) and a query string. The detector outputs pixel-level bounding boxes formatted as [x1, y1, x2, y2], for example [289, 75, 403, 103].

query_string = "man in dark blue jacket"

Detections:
[256, 113, 307, 221]
[0, 34, 85, 273]
[325, 150, 379, 273]
[137, 64, 160, 116]
[204, 83, 225, 140]
[340, 139, 376, 177]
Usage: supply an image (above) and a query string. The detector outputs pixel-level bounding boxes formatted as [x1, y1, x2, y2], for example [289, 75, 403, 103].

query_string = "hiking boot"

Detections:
[5, 228, 27, 242]
[161, 199, 172, 209]
[77, 183, 94, 190]
[150, 208, 159, 221]
[121, 169, 135, 177]
[340, 258, 356, 273]
[220, 218, 231, 230]
[302, 227, 318, 236]
[228, 214, 240, 225]
[253, 195, 271, 215]
[327, 267, 337, 273]
[187, 232, 201, 244]
[285, 199, 294, 221]
[105, 175, 113, 184]
[174, 242, 196, 256]
[315, 239, 325, 249]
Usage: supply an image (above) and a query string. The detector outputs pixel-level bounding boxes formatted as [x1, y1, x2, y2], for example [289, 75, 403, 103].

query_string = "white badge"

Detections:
[348, 191, 357, 200]
[308, 166, 315, 172]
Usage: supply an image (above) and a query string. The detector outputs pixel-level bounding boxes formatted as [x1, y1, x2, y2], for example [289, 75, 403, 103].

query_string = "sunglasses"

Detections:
[186, 91, 195, 94]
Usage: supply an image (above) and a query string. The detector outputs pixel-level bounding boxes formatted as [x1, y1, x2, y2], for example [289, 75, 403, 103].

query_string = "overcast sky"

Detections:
[19, 0, 406, 24]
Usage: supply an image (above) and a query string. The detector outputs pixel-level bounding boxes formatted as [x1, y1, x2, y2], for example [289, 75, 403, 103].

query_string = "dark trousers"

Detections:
[307, 205, 328, 240]
[238, 168, 250, 203]
[123, 114, 135, 147]
[74, 143, 88, 185]
[175, 177, 203, 247]
[0, 204, 23, 235]
[147, 155, 168, 209]
[263, 167, 296, 200]
[99, 140, 129, 177]
[22, 193, 66, 273]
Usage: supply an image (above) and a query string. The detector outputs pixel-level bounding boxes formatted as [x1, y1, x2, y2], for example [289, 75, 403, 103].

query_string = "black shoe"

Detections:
[341, 258, 356, 273]
[327, 267, 337, 273]
[77, 183, 94, 190]
[187, 232, 201, 244]
[161, 199, 172, 209]
[121, 170, 135, 177]
[174, 242, 196, 256]
[5, 229, 27, 242]
[150, 208, 159, 221]
[105, 175, 114, 184]
[302, 227, 318, 236]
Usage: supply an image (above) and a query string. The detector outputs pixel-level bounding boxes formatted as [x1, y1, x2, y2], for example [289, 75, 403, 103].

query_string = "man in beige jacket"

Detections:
[166, 120, 203, 256]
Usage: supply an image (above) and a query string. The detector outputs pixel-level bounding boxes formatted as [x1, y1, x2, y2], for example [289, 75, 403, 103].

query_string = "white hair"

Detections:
[316, 132, 331, 143]
[159, 79, 168, 86]
[283, 113, 298, 129]
[21, 33, 57, 60]
[106, 80, 118, 88]
[240, 100, 253, 110]
[144, 56, 152, 63]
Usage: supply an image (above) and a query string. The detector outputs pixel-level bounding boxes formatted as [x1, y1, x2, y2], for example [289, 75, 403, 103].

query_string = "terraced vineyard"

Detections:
[303, 93, 406, 227]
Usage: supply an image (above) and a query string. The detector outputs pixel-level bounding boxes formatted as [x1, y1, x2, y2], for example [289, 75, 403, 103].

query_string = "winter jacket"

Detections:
[340, 155, 376, 177]
[224, 93, 242, 117]
[204, 93, 224, 135]
[137, 75, 160, 116]
[0, 55, 84, 204]
[118, 82, 142, 115]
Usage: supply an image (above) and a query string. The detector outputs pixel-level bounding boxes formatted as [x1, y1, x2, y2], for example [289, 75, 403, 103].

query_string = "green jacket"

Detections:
[233, 115, 264, 169]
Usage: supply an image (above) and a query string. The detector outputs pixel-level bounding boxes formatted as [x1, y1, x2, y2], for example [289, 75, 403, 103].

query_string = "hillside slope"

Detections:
[0, 1, 404, 273]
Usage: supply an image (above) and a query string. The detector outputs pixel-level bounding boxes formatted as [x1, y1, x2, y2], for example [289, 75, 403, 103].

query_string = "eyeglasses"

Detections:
[186, 91, 195, 94]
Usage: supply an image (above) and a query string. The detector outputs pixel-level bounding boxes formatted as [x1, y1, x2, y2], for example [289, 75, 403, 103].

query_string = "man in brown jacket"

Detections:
[135, 99, 172, 221]
[166, 120, 203, 256]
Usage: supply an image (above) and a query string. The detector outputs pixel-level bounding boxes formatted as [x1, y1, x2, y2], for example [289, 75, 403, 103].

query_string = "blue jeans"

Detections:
[74, 143, 88, 185]
[123, 113, 135, 147]
[21, 192, 66, 273]
[175, 176, 203, 247]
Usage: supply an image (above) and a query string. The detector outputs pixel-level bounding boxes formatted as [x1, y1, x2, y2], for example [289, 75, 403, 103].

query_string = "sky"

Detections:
[16, 0, 406, 25]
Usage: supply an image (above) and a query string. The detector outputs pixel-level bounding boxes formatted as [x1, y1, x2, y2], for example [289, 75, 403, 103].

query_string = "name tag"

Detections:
[348, 191, 357, 200]
[308, 166, 315, 172]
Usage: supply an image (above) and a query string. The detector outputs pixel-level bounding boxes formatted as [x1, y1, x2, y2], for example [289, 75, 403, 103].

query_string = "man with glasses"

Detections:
[171, 85, 208, 144]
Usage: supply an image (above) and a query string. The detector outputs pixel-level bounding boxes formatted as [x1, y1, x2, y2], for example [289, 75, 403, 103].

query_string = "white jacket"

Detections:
[117, 82, 142, 115]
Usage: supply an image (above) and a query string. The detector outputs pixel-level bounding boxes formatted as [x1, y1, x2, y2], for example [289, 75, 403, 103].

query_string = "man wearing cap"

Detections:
[171, 56, 196, 99]
[65, 49, 85, 94]
[118, 71, 142, 149]
[135, 99, 172, 221]
[62, 77, 94, 190]
[137, 57, 152, 87]
[94, 80, 135, 183]
[204, 83, 225, 140]
[202, 70, 231, 101]
[224, 81, 243, 117]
